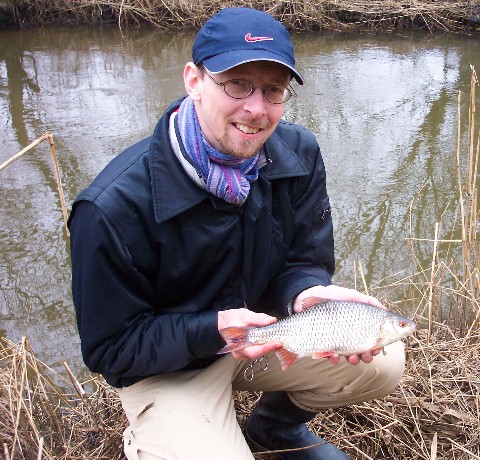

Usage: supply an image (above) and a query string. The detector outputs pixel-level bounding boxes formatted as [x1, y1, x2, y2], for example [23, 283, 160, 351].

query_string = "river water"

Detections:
[0, 26, 479, 377]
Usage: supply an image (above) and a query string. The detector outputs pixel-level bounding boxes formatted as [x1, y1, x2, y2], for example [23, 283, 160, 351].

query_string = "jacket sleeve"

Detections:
[69, 200, 224, 386]
[260, 133, 335, 317]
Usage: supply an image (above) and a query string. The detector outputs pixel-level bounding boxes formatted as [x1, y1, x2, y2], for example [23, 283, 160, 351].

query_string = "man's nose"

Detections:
[242, 87, 268, 116]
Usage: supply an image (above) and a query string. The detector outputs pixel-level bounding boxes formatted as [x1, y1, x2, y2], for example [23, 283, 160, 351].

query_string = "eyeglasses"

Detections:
[204, 72, 296, 104]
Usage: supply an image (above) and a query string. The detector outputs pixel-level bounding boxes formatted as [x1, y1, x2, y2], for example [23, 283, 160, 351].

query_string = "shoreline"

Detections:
[3, 0, 480, 32]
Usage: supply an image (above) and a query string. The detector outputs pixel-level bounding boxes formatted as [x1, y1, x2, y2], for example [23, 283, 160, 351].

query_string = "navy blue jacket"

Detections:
[68, 99, 335, 388]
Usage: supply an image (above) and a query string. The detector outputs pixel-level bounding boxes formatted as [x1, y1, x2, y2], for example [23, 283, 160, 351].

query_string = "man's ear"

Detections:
[184, 62, 202, 100]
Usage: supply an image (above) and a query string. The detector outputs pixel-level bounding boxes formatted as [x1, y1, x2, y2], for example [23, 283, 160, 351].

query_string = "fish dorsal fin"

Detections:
[301, 296, 327, 310]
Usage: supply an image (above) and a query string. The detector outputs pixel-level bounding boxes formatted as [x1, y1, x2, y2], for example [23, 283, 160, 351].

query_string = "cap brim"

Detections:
[202, 50, 304, 85]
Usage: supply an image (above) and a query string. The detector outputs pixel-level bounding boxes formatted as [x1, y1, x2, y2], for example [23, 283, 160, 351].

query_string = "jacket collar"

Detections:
[149, 98, 309, 223]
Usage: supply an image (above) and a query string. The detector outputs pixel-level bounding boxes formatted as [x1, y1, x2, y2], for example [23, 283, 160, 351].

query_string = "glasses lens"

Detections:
[218, 76, 295, 104]
[265, 85, 292, 104]
[224, 80, 253, 99]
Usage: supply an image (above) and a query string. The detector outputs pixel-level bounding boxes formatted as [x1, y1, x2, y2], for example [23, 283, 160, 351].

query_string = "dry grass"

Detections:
[1, 326, 478, 459]
[19, 0, 480, 32]
[0, 337, 126, 460]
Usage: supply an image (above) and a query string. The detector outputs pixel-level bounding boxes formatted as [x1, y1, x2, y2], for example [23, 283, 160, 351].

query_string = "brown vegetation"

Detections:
[0, 324, 479, 459]
[16, 0, 480, 32]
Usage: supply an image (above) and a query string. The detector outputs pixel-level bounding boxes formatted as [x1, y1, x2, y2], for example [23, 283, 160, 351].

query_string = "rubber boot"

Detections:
[246, 391, 350, 459]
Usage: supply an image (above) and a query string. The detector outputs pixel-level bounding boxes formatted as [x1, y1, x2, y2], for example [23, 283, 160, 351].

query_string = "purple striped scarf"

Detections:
[177, 96, 260, 205]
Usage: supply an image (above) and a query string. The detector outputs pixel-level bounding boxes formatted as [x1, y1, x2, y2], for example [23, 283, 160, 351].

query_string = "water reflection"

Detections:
[1, 40, 40, 145]
[0, 26, 478, 375]
[287, 33, 478, 287]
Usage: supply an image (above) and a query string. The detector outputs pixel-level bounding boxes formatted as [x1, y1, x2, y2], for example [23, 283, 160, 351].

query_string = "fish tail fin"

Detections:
[218, 327, 252, 354]
[275, 347, 298, 370]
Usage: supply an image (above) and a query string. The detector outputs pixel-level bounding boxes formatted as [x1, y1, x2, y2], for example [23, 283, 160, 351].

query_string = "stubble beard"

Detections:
[218, 139, 263, 159]
[216, 121, 271, 159]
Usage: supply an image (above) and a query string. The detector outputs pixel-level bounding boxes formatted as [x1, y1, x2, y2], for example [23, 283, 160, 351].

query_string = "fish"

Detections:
[218, 296, 416, 370]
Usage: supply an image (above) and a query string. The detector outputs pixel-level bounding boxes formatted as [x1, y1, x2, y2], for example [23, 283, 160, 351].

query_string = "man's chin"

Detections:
[224, 141, 266, 160]
[228, 152, 261, 160]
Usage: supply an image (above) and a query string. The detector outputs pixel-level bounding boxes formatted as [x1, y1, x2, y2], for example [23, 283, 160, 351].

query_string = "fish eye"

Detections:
[399, 321, 408, 328]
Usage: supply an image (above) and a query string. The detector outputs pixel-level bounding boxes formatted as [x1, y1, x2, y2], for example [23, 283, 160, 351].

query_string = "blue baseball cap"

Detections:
[192, 7, 304, 85]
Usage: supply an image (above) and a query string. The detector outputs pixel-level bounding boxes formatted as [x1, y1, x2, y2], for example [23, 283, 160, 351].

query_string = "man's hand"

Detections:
[293, 285, 386, 365]
[218, 308, 282, 360]
[323, 349, 383, 365]
[293, 285, 385, 313]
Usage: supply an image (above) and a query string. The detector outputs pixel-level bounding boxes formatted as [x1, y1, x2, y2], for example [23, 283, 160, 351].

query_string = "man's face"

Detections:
[190, 61, 291, 159]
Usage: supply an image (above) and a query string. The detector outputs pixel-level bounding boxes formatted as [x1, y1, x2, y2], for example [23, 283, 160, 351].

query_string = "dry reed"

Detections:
[20, 0, 480, 32]
[0, 132, 69, 238]
[0, 337, 125, 459]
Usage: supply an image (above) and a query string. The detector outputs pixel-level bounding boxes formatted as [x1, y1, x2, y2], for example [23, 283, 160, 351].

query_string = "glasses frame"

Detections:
[204, 72, 296, 104]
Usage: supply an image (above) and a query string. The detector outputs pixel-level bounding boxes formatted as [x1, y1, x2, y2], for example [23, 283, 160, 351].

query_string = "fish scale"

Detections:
[248, 301, 388, 356]
[219, 297, 416, 370]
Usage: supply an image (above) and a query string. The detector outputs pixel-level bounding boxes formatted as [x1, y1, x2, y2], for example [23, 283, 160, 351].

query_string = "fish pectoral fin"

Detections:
[312, 351, 335, 360]
[275, 348, 298, 370]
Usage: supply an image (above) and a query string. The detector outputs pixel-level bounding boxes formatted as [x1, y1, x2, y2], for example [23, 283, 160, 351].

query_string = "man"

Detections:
[69, 7, 406, 460]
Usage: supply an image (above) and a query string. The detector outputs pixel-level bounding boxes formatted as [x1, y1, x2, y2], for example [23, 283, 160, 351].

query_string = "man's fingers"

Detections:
[343, 350, 379, 365]
[345, 355, 360, 365]
[218, 308, 277, 331]
[359, 352, 374, 363]
[327, 353, 341, 365]
[232, 342, 282, 360]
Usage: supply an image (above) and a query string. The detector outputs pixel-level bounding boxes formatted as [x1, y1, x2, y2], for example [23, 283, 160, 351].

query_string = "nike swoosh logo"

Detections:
[245, 33, 273, 42]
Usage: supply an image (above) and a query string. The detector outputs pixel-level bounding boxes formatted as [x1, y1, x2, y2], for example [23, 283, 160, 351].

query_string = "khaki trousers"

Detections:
[118, 341, 405, 460]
